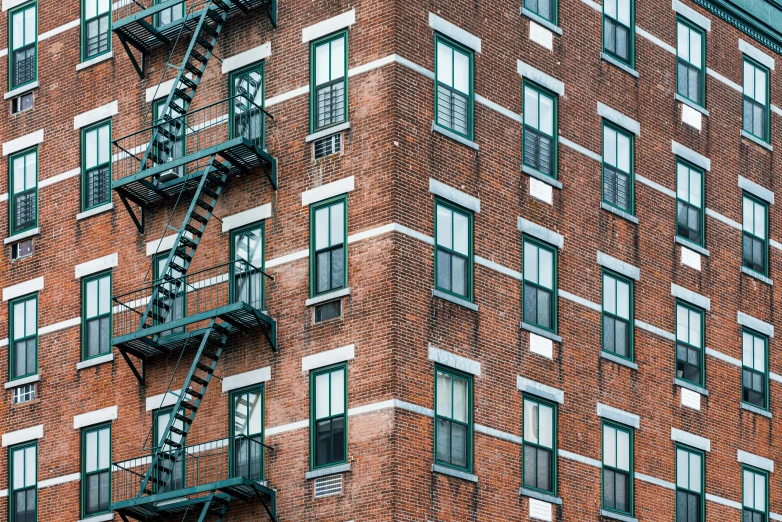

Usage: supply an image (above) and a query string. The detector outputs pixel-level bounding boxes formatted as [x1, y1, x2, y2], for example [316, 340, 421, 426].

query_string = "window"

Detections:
[11, 239, 33, 260]
[435, 366, 472, 471]
[743, 467, 768, 522]
[435, 200, 473, 300]
[435, 35, 473, 139]
[676, 161, 704, 246]
[82, 272, 111, 360]
[11, 92, 33, 114]
[676, 445, 703, 522]
[742, 329, 768, 410]
[524, 0, 556, 23]
[153, 0, 183, 27]
[9, 2, 36, 90]
[230, 63, 264, 142]
[310, 32, 347, 132]
[9, 294, 36, 380]
[231, 386, 264, 481]
[602, 422, 633, 516]
[522, 396, 556, 494]
[603, 0, 633, 66]
[676, 19, 705, 106]
[743, 58, 769, 142]
[310, 364, 347, 469]
[523, 238, 557, 332]
[602, 271, 633, 360]
[310, 196, 347, 297]
[676, 302, 704, 386]
[9, 148, 37, 235]
[231, 223, 265, 310]
[154, 252, 185, 334]
[12, 383, 35, 404]
[81, 0, 110, 61]
[152, 98, 185, 179]
[602, 123, 633, 214]
[153, 407, 185, 492]
[742, 194, 767, 275]
[523, 82, 557, 179]
[82, 424, 110, 517]
[9, 442, 36, 522]
[82, 121, 111, 211]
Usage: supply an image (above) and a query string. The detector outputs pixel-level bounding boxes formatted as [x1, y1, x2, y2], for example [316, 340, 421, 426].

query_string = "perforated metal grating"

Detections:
[313, 473, 343, 498]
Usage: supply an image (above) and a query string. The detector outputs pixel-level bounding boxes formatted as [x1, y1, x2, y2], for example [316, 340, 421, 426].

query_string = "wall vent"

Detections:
[314, 473, 343, 498]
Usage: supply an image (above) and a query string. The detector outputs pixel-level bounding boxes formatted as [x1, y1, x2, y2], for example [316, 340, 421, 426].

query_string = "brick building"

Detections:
[0, 0, 780, 518]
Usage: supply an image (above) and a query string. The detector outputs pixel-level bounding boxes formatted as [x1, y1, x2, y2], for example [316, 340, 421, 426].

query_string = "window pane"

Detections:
[677, 164, 688, 200]
[689, 452, 701, 493]
[677, 305, 688, 342]
[744, 470, 754, 507]
[25, 153, 36, 189]
[676, 449, 688, 488]
[604, 126, 616, 165]
[689, 170, 702, 208]
[539, 94, 553, 135]
[754, 203, 765, 238]
[86, 280, 98, 318]
[617, 0, 630, 25]
[315, 207, 329, 250]
[13, 157, 24, 192]
[453, 212, 469, 255]
[677, 24, 688, 61]
[523, 400, 538, 444]
[616, 429, 630, 471]
[24, 8, 35, 46]
[688, 310, 700, 348]
[13, 449, 24, 489]
[617, 133, 630, 172]
[86, 129, 98, 169]
[755, 68, 767, 105]
[315, 373, 330, 419]
[539, 404, 553, 448]
[330, 203, 344, 246]
[330, 37, 345, 81]
[13, 302, 25, 340]
[603, 275, 616, 314]
[743, 332, 754, 367]
[98, 125, 110, 165]
[755, 473, 766, 511]
[605, 0, 616, 19]
[524, 242, 538, 283]
[452, 377, 468, 423]
[436, 43, 453, 87]
[25, 299, 36, 335]
[12, 12, 23, 49]
[617, 280, 629, 319]
[603, 425, 616, 467]
[86, 431, 98, 472]
[744, 62, 754, 96]
[98, 276, 111, 315]
[436, 206, 452, 249]
[436, 418, 450, 462]
[24, 446, 35, 486]
[453, 50, 469, 94]
[753, 337, 765, 371]
[330, 369, 344, 416]
[436, 371, 451, 416]
[315, 43, 330, 85]
[524, 87, 538, 128]
[538, 249, 553, 289]
[690, 31, 701, 68]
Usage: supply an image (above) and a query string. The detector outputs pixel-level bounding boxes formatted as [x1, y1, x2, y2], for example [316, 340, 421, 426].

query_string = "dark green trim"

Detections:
[8, 293, 38, 380]
[228, 384, 265, 481]
[602, 0, 635, 67]
[601, 419, 634, 517]
[522, 235, 558, 334]
[741, 56, 770, 143]
[7, 1, 38, 90]
[434, 197, 475, 302]
[522, 80, 559, 180]
[309, 362, 348, 470]
[8, 147, 39, 236]
[522, 0, 558, 24]
[80, 0, 112, 62]
[601, 269, 635, 362]
[81, 270, 113, 361]
[433, 364, 474, 473]
[675, 300, 706, 388]
[741, 327, 769, 411]
[742, 192, 768, 276]
[8, 441, 37, 522]
[675, 444, 705, 522]
[691, 0, 782, 54]
[601, 121, 635, 215]
[675, 159, 706, 247]
[229, 221, 266, 310]
[229, 60, 265, 143]
[152, 0, 184, 29]
[308, 30, 348, 133]
[676, 17, 707, 108]
[308, 194, 348, 298]
[433, 33, 475, 141]
[80, 423, 112, 518]
[521, 394, 558, 496]
[81, 119, 113, 211]
[741, 465, 769, 520]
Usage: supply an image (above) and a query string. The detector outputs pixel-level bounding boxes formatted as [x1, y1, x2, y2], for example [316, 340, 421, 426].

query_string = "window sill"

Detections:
[742, 402, 772, 419]
[600, 351, 638, 370]
[306, 287, 351, 307]
[741, 130, 774, 152]
[305, 121, 351, 143]
[600, 510, 638, 522]
[77, 202, 114, 221]
[4, 81, 39, 100]
[675, 94, 709, 117]
[522, 164, 562, 189]
[741, 266, 773, 286]
[305, 463, 350, 479]
[4, 227, 40, 245]
[521, 322, 562, 343]
[432, 464, 478, 483]
[77, 513, 114, 522]
[76, 51, 114, 71]
[600, 53, 639, 78]
[519, 487, 562, 505]
[674, 236, 710, 257]
[674, 378, 709, 396]
[433, 289, 479, 311]
[519, 7, 562, 35]
[76, 353, 114, 370]
[4, 374, 39, 389]
[601, 202, 638, 224]
[431, 122, 479, 151]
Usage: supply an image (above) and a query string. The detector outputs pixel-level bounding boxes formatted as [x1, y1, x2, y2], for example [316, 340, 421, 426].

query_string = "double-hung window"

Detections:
[82, 271, 112, 360]
[153, 407, 185, 492]
[602, 271, 633, 360]
[524, 0, 556, 24]
[676, 445, 703, 522]
[523, 82, 557, 179]
[523, 238, 557, 332]
[10, 294, 37, 381]
[742, 194, 767, 276]
[153, 0, 183, 27]
[742, 329, 768, 410]
[676, 19, 705, 107]
[435, 200, 473, 300]
[82, 0, 110, 61]
[311, 32, 347, 132]
[676, 161, 704, 246]
[231, 63, 265, 143]
[676, 302, 704, 386]
[231, 223, 264, 310]
[602, 421, 633, 516]
[82, 424, 111, 517]
[231, 386, 264, 481]
[10, 442, 36, 522]
[435, 36, 473, 140]
[435, 366, 472, 471]
[82, 121, 111, 211]
[310, 364, 347, 468]
[743, 58, 769, 142]
[743, 467, 768, 522]
[310, 196, 347, 297]
[603, 123, 633, 214]
[603, 0, 633, 66]
[522, 396, 556, 494]
[9, 2, 36, 90]
[9, 148, 37, 236]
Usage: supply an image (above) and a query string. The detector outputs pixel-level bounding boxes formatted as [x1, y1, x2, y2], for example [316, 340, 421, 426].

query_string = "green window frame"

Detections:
[676, 18, 705, 107]
[310, 31, 347, 133]
[154, 251, 185, 334]
[9, 442, 36, 522]
[676, 444, 704, 522]
[602, 420, 634, 516]
[152, 406, 185, 492]
[309, 195, 347, 298]
[676, 160, 705, 247]
[676, 301, 704, 387]
[230, 385, 264, 481]
[153, 0, 184, 28]
[310, 363, 347, 469]
[81, 0, 110, 61]
[523, 81, 558, 179]
[9, 148, 38, 236]
[523, 0, 556, 24]
[743, 466, 768, 521]
[230, 222, 265, 310]
[742, 328, 768, 411]
[743, 57, 770, 143]
[81, 271, 112, 360]
[81, 424, 111, 517]
[602, 270, 633, 361]
[522, 395, 557, 494]
[602, 122, 634, 214]
[434, 365, 473, 472]
[81, 120, 112, 211]
[434, 34, 474, 140]
[434, 199, 474, 301]
[8, 2, 37, 90]
[603, 0, 634, 66]
[523, 236, 557, 332]
[742, 193, 768, 276]
[229, 62, 265, 143]
[9, 293, 37, 381]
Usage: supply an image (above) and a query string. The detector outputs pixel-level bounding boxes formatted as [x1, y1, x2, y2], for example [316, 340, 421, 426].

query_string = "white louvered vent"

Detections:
[314, 474, 343, 498]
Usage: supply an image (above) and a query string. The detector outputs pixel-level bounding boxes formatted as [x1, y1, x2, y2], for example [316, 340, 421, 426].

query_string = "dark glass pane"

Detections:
[316, 419, 332, 466]
[451, 255, 467, 297]
[523, 284, 537, 324]
[604, 469, 616, 508]
[87, 474, 100, 514]
[603, 316, 615, 352]
[754, 104, 765, 139]
[676, 490, 688, 522]
[317, 251, 331, 293]
[331, 247, 344, 290]
[687, 492, 699, 522]
[615, 25, 629, 61]
[615, 471, 628, 512]
[677, 61, 688, 97]
[743, 99, 754, 134]
[331, 416, 345, 463]
[605, 19, 616, 55]
[615, 320, 628, 357]
[537, 289, 551, 329]
[536, 447, 551, 491]
[436, 418, 451, 463]
[524, 445, 537, 487]
[87, 319, 100, 358]
[437, 250, 452, 292]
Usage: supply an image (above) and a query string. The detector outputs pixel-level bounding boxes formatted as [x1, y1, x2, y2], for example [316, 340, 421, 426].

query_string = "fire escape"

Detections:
[108, 0, 278, 519]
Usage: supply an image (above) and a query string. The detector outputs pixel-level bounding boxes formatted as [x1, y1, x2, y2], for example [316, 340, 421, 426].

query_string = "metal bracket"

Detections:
[117, 32, 146, 79]
[118, 347, 146, 386]
[118, 192, 145, 233]
[252, 488, 277, 522]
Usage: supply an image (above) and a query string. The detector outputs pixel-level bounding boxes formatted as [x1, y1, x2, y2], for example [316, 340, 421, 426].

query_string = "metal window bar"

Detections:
[13, 190, 36, 232]
[86, 166, 111, 209]
[523, 127, 552, 175]
[12, 47, 35, 88]
[436, 84, 469, 136]
[604, 165, 630, 211]
[85, 14, 110, 58]
[315, 79, 345, 130]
